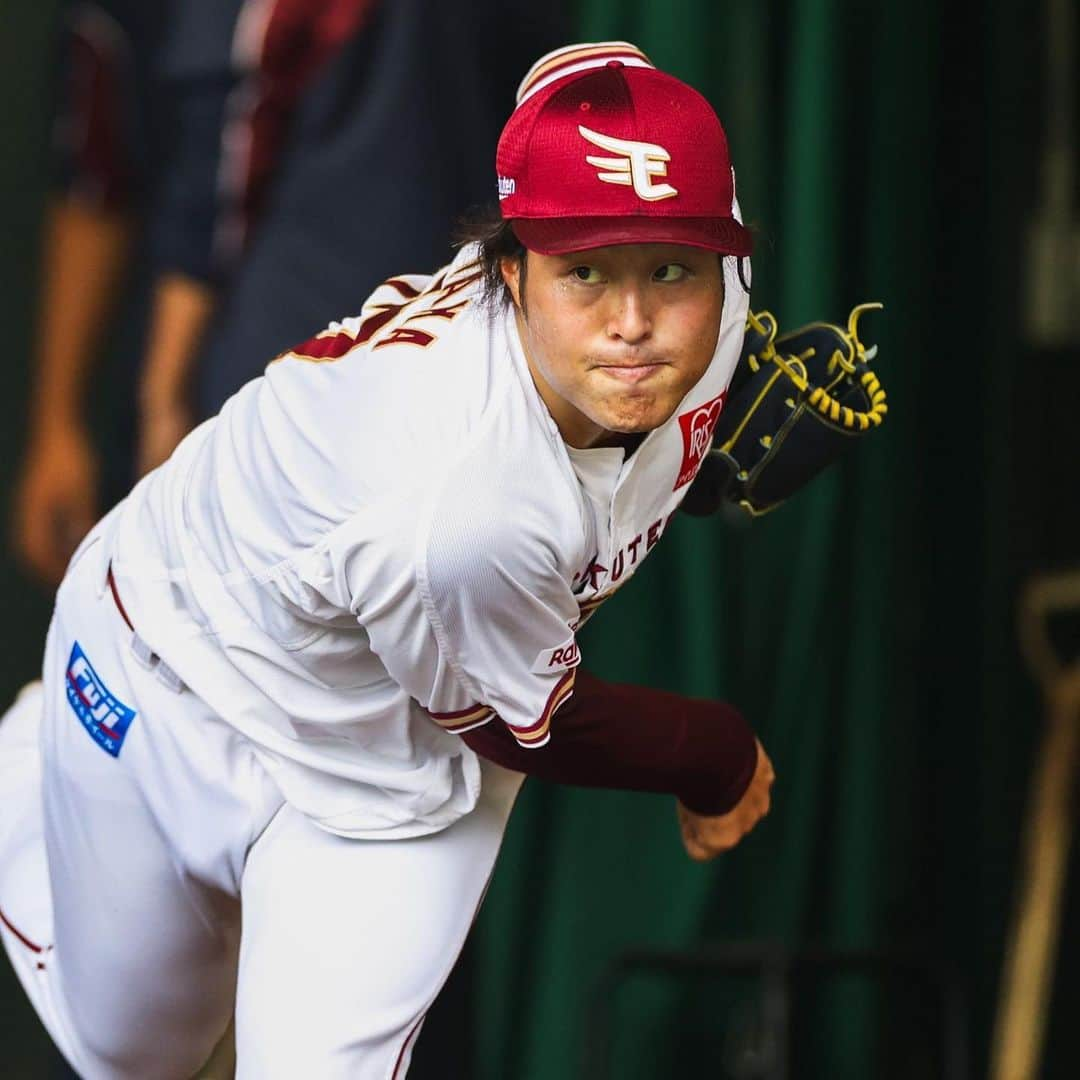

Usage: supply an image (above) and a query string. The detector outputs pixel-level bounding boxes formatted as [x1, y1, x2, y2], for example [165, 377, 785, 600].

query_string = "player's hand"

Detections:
[676, 738, 775, 860]
[137, 393, 193, 477]
[13, 422, 99, 585]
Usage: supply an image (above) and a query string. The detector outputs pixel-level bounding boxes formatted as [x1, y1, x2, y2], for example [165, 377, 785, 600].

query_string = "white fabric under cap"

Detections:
[515, 41, 655, 105]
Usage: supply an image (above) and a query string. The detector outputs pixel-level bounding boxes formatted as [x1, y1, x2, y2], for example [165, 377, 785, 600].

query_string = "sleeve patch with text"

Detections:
[531, 637, 581, 674]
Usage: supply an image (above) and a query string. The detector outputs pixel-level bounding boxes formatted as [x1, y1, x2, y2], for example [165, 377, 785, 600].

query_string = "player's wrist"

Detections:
[673, 714, 759, 816]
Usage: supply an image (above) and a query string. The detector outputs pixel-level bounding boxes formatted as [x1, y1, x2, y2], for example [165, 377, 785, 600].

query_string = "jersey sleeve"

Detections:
[414, 487, 582, 750]
[327, 487, 581, 751]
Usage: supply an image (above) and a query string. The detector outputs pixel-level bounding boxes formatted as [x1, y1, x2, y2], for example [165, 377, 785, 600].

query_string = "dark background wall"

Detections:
[0, 0, 66, 1071]
[1, 1, 1077, 1078]
[476, 2, 1078, 1077]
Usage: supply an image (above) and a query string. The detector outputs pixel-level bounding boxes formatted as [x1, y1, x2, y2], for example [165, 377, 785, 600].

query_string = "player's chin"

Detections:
[594, 389, 681, 434]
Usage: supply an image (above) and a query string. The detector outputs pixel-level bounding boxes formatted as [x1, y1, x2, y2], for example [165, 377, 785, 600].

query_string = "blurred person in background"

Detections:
[10, 2, 565, 1075]
[14, 0, 566, 582]
[13, 0, 246, 585]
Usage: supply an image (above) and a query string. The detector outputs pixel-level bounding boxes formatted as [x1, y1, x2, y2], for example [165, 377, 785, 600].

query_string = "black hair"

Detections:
[453, 204, 526, 310]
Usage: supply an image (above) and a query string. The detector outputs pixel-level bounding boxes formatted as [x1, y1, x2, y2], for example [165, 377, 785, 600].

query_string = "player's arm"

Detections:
[461, 669, 754, 811]
[460, 669, 773, 859]
[331, 471, 772, 858]
[419, 493, 771, 857]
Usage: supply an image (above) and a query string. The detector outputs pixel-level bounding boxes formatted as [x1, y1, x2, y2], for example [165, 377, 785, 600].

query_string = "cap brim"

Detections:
[510, 215, 753, 257]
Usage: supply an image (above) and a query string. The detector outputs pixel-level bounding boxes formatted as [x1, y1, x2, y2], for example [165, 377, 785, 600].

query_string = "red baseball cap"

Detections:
[497, 42, 752, 257]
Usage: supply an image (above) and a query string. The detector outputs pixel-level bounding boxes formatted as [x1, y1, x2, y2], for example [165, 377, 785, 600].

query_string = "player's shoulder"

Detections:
[273, 245, 488, 370]
[419, 403, 590, 596]
[218, 245, 571, 547]
[316, 348, 589, 602]
[309, 386, 589, 625]
[255, 251, 495, 459]
[279, 250, 498, 399]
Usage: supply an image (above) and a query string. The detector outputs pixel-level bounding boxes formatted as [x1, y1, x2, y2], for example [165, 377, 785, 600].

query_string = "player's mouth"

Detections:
[595, 362, 665, 384]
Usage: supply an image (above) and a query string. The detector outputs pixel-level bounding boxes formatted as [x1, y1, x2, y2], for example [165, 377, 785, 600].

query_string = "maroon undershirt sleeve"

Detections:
[459, 668, 758, 816]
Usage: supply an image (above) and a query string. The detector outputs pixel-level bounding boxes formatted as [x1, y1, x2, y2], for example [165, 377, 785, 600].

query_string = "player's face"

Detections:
[501, 244, 725, 448]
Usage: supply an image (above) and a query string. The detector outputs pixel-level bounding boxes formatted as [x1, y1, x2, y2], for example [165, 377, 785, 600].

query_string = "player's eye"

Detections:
[653, 264, 689, 283]
[570, 266, 603, 284]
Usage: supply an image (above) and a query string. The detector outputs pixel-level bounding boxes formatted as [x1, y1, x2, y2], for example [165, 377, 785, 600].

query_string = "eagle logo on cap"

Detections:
[579, 125, 678, 202]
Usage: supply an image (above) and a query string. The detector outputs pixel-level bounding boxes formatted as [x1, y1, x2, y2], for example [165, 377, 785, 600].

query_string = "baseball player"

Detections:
[0, 42, 774, 1078]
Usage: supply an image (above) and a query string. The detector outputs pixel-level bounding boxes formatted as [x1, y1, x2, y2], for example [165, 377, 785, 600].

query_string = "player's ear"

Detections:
[499, 255, 524, 310]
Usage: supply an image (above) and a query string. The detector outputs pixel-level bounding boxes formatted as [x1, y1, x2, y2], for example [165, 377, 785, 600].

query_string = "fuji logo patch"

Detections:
[65, 641, 136, 757]
[674, 391, 727, 489]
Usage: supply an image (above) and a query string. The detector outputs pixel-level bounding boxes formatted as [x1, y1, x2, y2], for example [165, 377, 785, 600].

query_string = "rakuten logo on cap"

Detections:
[496, 41, 754, 257]
[675, 392, 727, 490]
[579, 125, 677, 202]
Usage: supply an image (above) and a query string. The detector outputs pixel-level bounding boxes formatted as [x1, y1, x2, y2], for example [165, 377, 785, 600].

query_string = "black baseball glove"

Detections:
[681, 303, 886, 517]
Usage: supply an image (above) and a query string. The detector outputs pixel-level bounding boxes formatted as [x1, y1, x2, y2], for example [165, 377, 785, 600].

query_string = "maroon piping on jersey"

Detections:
[0, 905, 45, 954]
[389, 858, 500, 1078]
[0, 905, 51, 971]
[461, 669, 757, 816]
[391, 1014, 426, 1080]
[106, 564, 134, 631]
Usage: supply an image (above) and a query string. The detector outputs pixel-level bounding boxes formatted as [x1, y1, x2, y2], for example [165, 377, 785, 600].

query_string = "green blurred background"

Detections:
[2, 0, 1077, 1077]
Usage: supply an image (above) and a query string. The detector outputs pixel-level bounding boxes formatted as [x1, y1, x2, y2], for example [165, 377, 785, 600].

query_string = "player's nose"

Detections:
[605, 285, 653, 344]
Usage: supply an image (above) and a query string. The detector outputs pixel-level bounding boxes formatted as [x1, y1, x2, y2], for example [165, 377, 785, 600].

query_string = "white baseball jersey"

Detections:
[103, 243, 749, 838]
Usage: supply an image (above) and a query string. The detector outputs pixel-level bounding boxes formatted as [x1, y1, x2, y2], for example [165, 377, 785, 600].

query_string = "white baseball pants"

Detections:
[0, 529, 522, 1079]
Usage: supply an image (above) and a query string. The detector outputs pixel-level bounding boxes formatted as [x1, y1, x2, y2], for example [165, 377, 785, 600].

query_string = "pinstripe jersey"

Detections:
[104, 243, 749, 838]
